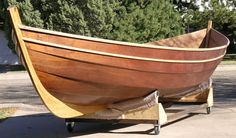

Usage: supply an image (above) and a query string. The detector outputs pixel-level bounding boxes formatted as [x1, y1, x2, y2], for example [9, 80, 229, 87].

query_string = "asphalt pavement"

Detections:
[0, 65, 235, 138]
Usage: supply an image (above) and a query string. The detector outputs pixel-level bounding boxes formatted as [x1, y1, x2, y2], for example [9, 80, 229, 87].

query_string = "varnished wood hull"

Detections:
[8, 7, 229, 117]
[26, 47, 217, 105]
[19, 26, 228, 105]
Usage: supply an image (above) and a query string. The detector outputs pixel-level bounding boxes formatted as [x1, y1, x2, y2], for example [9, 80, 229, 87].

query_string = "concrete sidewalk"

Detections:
[0, 65, 236, 138]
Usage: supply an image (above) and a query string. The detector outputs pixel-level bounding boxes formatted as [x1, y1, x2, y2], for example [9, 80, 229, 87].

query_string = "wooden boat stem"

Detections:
[8, 6, 106, 118]
[205, 20, 212, 48]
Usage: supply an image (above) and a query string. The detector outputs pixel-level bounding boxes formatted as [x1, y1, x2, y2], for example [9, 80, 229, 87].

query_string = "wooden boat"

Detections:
[8, 7, 229, 118]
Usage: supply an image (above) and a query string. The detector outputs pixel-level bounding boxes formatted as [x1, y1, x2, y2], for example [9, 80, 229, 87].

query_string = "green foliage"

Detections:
[0, 0, 43, 52]
[111, 0, 184, 43]
[38, 0, 184, 43]
[82, 0, 119, 38]
[1, 0, 184, 52]
[18, 0, 43, 28]
[1, 0, 43, 29]
[30, 0, 119, 38]
[46, 1, 89, 35]
[183, 0, 236, 53]
[0, 107, 18, 120]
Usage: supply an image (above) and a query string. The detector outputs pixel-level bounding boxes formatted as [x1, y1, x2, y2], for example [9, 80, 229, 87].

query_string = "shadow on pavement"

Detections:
[0, 65, 25, 73]
[0, 112, 207, 137]
[0, 66, 235, 137]
[213, 77, 236, 108]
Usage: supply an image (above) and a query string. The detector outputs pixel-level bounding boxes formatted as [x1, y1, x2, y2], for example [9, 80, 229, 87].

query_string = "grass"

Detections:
[221, 54, 236, 65]
[0, 107, 18, 122]
[221, 60, 236, 65]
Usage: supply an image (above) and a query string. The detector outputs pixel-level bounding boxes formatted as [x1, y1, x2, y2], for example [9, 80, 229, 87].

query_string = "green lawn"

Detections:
[0, 107, 18, 122]
[221, 60, 236, 65]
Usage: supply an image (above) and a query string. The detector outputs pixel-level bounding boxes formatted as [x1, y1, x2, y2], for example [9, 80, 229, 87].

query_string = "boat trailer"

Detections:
[64, 87, 213, 135]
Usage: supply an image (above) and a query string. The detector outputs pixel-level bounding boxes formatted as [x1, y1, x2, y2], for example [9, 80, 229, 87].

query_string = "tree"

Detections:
[1, 0, 184, 51]
[182, 0, 236, 53]
[173, 0, 198, 14]
[0, 0, 43, 29]
[38, 0, 184, 43]
[46, 0, 89, 35]
[0, 0, 43, 51]
[109, 0, 184, 43]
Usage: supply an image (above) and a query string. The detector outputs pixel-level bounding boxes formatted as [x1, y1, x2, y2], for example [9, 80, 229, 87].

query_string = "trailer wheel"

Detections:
[154, 125, 160, 135]
[66, 122, 75, 132]
[206, 107, 212, 114]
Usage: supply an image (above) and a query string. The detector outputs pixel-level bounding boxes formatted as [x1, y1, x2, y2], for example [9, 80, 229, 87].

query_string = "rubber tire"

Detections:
[66, 122, 75, 133]
[154, 125, 160, 135]
[206, 107, 212, 114]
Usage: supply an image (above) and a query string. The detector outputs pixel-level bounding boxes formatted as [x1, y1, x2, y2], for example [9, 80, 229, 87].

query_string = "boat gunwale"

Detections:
[19, 25, 230, 52]
[23, 37, 226, 64]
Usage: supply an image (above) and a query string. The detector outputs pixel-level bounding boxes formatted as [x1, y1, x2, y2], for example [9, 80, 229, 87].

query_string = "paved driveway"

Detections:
[0, 65, 235, 138]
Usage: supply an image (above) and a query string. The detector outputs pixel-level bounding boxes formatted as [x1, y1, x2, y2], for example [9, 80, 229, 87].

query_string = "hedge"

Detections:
[0, 0, 184, 52]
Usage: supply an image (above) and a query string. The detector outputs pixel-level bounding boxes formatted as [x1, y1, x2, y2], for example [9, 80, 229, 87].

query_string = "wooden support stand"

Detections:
[65, 87, 213, 135]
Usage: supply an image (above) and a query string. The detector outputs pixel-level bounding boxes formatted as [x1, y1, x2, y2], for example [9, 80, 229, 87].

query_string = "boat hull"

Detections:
[23, 36, 223, 105]
[8, 7, 229, 117]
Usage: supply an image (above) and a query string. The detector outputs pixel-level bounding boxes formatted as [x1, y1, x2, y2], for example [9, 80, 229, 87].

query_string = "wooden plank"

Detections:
[207, 87, 214, 107]
[22, 28, 228, 65]
[69, 102, 209, 126]
[77, 103, 167, 125]
[23, 37, 226, 63]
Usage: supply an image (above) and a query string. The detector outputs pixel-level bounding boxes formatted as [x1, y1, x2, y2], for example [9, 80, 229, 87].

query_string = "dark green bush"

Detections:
[107, 0, 184, 43]
[0, 0, 44, 51]
[183, 0, 236, 53]
[0, 0, 184, 52]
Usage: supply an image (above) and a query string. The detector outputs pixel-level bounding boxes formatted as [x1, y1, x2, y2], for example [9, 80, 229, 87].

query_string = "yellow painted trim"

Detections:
[158, 103, 167, 125]
[207, 87, 214, 107]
